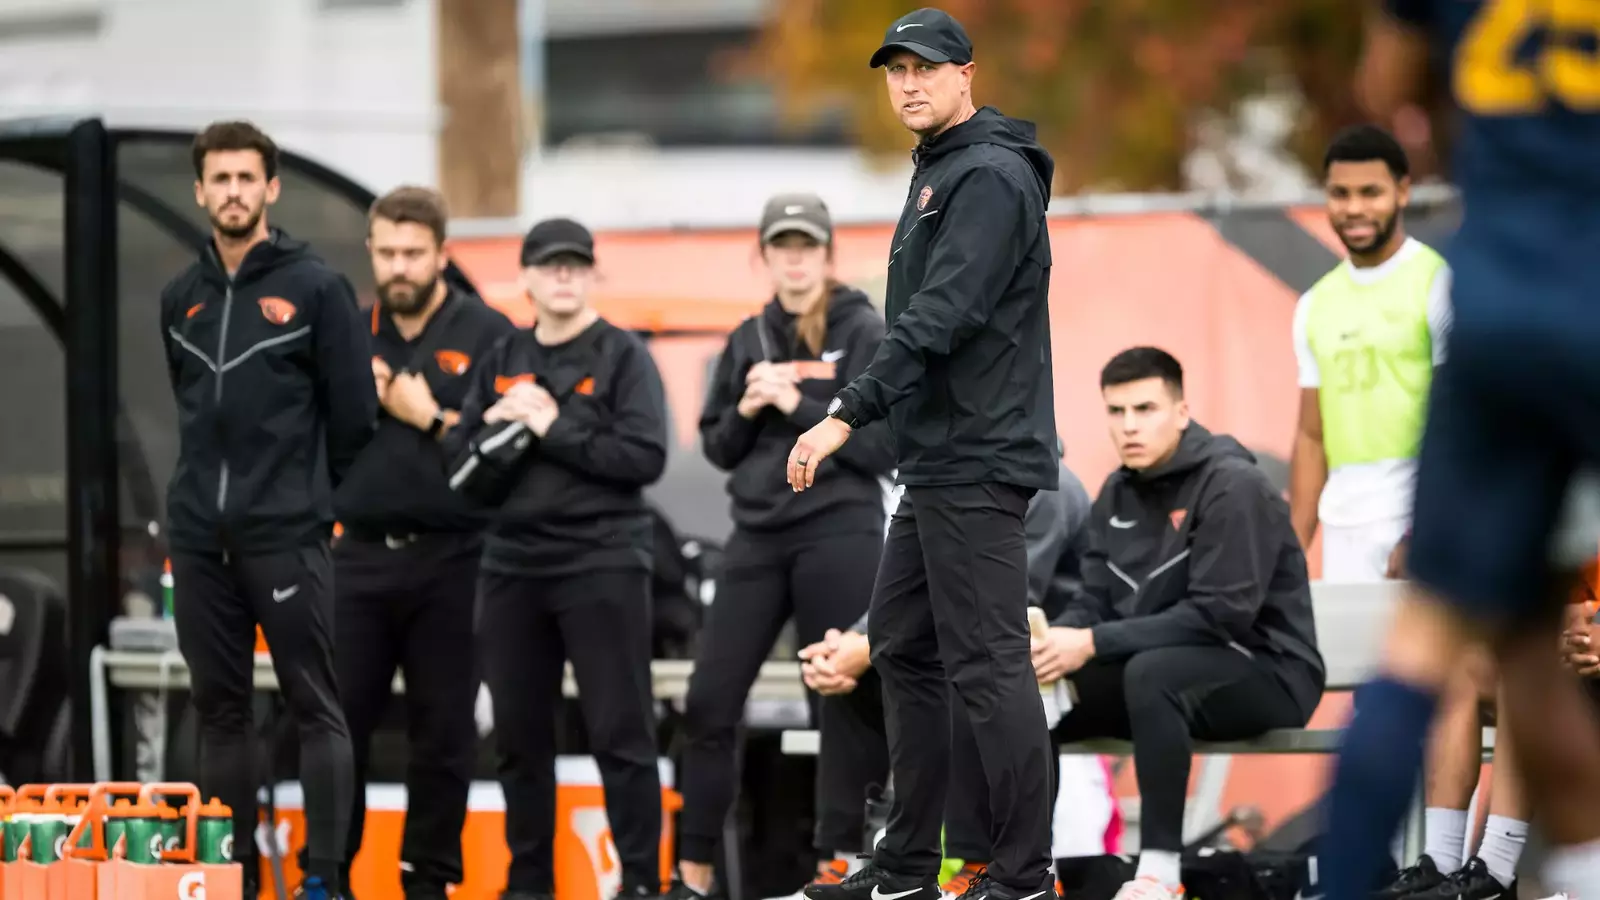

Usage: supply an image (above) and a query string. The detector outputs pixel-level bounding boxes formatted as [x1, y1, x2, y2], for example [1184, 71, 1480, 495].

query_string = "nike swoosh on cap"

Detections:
[896, 23, 924, 31]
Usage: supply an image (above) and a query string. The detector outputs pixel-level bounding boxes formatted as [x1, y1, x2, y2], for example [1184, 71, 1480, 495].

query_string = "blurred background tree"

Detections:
[735, 0, 1447, 194]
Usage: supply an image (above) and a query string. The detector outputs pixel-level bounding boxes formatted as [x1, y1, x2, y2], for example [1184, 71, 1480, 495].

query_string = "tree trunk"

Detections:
[437, 0, 522, 218]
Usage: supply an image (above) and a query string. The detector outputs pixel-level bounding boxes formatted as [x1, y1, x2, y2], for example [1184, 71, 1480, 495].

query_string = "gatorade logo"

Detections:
[52, 833, 67, 860]
[166, 834, 182, 851]
[148, 833, 165, 860]
[177, 870, 206, 899]
[571, 807, 622, 900]
[218, 833, 233, 861]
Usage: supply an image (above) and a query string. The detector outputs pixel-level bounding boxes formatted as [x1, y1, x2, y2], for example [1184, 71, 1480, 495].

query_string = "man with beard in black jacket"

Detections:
[161, 121, 376, 900]
[1032, 348, 1326, 898]
[789, 10, 1059, 900]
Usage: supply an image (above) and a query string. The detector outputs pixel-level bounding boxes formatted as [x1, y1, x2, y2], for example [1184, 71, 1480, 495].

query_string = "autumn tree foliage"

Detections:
[744, 0, 1376, 194]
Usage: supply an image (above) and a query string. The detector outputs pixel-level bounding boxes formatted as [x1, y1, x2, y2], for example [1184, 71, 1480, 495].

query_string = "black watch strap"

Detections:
[828, 395, 862, 428]
[427, 410, 447, 438]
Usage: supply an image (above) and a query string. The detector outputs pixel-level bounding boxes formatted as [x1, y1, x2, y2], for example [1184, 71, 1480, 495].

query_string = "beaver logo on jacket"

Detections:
[435, 349, 471, 376]
[258, 296, 298, 325]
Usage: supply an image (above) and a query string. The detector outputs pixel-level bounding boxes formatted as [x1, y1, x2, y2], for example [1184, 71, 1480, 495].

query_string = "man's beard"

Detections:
[209, 203, 264, 241]
[379, 275, 439, 316]
[1337, 210, 1399, 256]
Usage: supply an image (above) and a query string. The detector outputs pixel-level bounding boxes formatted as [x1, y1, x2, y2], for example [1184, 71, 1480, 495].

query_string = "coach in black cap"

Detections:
[792, 8, 1061, 900]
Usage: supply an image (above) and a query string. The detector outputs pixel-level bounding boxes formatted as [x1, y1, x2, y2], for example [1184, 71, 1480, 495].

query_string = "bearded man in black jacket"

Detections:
[1032, 347, 1326, 898]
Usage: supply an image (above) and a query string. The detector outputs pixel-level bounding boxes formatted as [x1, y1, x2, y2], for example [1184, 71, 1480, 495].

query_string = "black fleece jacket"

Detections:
[1057, 425, 1325, 702]
[831, 107, 1059, 491]
[700, 286, 896, 535]
[161, 229, 376, 553]
[446, 317, 668, 576]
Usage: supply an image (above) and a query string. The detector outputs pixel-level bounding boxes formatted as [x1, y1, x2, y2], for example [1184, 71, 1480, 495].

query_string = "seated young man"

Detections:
[1030, 347, 1326, 900]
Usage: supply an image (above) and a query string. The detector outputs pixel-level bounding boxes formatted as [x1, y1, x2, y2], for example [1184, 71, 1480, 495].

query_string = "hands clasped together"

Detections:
[738, 361, 803, 420]
[484, 380, 561, 437]
[372, 357, 446, 433]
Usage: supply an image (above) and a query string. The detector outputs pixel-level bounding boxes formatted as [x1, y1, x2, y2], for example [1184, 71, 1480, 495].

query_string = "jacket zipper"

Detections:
[214, 282, 234, 512]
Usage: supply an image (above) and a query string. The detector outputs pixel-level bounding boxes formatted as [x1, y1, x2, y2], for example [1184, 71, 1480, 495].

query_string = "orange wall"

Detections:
[448, 212, 1303, 498]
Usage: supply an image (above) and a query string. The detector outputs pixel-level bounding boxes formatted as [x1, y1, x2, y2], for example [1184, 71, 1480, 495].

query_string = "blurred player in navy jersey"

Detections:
[1321, 1, 1600, 898]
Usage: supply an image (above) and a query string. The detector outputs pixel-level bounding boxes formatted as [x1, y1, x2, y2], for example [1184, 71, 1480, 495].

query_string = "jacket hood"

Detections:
[1132, 423, 1255, 481]
[918, 106, 1054, 198]
[761, 284, 877, 331]
[203, 227, 314, 281]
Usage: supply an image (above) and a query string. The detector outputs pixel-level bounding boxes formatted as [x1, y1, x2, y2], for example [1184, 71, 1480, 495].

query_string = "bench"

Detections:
[778, 581, 1468, 861]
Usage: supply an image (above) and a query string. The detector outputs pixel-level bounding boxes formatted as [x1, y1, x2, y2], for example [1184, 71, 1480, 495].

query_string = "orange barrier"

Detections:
[1, 782, 242, 900]
[263, 761, 681, 900]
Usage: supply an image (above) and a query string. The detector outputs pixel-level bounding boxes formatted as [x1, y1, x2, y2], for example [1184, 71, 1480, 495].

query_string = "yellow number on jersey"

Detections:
[1455, 0, 1600, 114]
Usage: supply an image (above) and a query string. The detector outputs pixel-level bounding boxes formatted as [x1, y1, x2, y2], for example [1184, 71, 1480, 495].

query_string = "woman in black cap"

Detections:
[670, 194, 898, 900]
[447, 217, 670, 900]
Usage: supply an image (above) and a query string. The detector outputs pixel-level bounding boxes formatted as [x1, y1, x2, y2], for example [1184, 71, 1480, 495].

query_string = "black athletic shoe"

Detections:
[500, 892, 555, 900]
[1408, 858, 1513, 900]
[1372, 855, 1444, 899]
[803, 862, 939, 900]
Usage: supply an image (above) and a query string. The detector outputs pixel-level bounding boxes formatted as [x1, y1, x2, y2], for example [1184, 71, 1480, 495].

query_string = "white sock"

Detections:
[1544, 835, 1600, 895]
[1135, 850, 1181, 889]
[1478, 815, 1528, 887]
[1424, 807, 1468, 873]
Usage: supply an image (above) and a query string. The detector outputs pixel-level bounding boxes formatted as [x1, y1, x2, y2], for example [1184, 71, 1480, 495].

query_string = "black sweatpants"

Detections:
[678, 528, 882, 863]
[480, 567, 662, 893]
[1040, 646, 1317, 854]
[868, 484, 1054, 895]
[333, 532, 480, 890]
[172, 543, 353, 888]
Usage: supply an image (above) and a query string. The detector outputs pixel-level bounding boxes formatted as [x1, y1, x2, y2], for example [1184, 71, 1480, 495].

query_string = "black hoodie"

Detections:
[700, 286, 896, 535]
[160, 229, 377, 553]
[1056, 424, 1325, 707]
[831, 107, 1058, 491]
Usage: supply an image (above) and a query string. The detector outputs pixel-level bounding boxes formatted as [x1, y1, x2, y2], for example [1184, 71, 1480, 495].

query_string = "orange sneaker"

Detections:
[940, 863, 987, 900]
[766, 859, 852, 900]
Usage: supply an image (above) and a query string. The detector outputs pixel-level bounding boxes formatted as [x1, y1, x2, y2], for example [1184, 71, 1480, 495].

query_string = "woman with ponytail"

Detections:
[671, 193, 897, 900]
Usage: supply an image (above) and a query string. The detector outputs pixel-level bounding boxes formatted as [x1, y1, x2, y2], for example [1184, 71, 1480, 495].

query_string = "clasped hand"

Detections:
[373, 357, 441, 432]
[484, 381, 560, 437]
[797, 628, 871, 696]
[738, 361, 802, 418]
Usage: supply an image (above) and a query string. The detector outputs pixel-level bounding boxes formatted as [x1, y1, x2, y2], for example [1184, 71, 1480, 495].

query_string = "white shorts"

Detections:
[1322, 517, 1409, 583]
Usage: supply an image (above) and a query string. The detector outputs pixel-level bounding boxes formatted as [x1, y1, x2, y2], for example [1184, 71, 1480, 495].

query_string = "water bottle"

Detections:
[161, 559, 175, 618]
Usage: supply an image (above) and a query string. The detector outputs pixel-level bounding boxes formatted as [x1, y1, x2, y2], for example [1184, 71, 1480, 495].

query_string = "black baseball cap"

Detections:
[758, 192, 833, 245]
[868, 8, 974, 69]
[520, 217, 595, 267]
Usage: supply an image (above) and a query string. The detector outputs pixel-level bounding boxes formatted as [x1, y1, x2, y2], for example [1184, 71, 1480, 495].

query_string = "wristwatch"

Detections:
[826, 396, 861, 428]
[426, 409, 448, 438]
